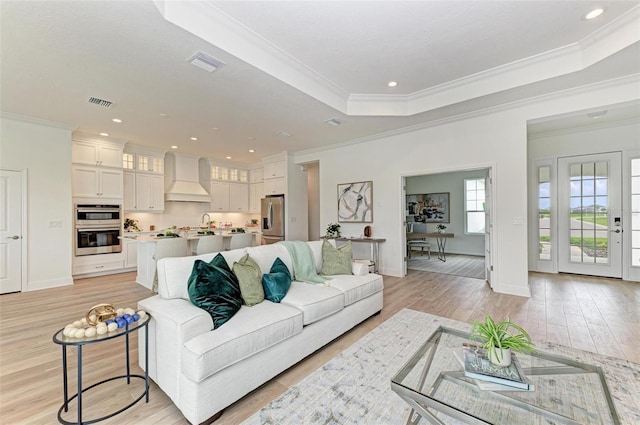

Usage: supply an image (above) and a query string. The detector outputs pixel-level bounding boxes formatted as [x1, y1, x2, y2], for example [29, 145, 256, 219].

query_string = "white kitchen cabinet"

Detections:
[73, 253, 124, 276]
[210, 181, 230, 211]
[123, 238, 138, 268]
[263, 161, 285, 179]
[72, 165, 123, 199]
[135, 173, 164, 211]
[264, 178, 285, 196]
[229, 182, 249, 212]
[72, 139, 122, 168]
[137, 153, 164, 174]
[249, 182, 264, 213]
[123, 171, 135, 211]
[250, 168, 264, 183]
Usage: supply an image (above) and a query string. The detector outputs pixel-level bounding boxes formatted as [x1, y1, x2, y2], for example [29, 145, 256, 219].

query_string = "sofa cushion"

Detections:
[306, 240, 324, 274]
[182, 301, 303, 382]
[245, 244, 293, 278]
[158, 249, 248, 301]
[327, 274, 384, 306]
[262, 257, 292, 303]
[321, 240, 352, 275]
[187, 254, 242, 329]
[232, 254, 264, 306]
[281, 282, 345, 325]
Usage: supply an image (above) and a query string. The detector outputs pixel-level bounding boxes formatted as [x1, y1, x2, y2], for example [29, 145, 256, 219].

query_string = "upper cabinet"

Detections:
[123, 144, 166, 212]
[72, 139, 123, 168]
[72, 134, 126, 201]
[263, 160, 286, 179]
[250, 168, 264, 183]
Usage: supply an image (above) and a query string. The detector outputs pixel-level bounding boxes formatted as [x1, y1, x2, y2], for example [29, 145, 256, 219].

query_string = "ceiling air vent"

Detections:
[88, 97, 113, 108]
[188, 50, 225, 73]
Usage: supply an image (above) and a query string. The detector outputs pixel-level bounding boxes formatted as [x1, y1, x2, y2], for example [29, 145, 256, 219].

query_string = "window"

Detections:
[632, 158, 640, 266]
[464, 178, 485, 234]
[538, 166, 551, 261]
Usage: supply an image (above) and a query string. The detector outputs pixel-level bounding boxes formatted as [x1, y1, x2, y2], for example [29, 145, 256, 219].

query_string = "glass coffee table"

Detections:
[391, 326, 620, 425]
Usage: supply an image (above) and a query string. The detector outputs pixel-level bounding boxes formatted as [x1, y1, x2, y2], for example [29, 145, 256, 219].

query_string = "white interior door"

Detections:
[558, 153, 622, 278]
[484, 169, 493, 287]
[0, 170, 23, 294]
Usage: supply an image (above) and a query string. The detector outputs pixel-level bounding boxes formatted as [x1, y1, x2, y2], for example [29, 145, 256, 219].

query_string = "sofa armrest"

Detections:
[138, 295, 213, 403]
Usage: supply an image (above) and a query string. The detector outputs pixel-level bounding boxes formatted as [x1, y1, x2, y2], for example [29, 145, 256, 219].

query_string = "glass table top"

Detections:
[391, 326, 620, 425]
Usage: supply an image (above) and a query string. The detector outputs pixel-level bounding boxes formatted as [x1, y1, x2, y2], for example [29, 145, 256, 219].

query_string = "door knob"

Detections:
[7, 235, 20, 240]
[610, 229, 621, 233]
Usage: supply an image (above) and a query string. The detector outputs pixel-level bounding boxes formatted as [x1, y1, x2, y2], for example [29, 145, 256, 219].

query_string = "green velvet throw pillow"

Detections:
[321, 240, 352, 275]
[188, 253, 242, 329]
[232, 254, 264, 306]
[262, 257, 292, 303]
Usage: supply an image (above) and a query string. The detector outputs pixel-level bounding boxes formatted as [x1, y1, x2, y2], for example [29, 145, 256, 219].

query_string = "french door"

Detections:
[558, 152, 622, 278]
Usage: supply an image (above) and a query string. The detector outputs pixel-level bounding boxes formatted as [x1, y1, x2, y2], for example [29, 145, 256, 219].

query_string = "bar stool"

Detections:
[196, 235, 224, 255]
[229, 233, 254, 250]
[152, 238, 189, 291]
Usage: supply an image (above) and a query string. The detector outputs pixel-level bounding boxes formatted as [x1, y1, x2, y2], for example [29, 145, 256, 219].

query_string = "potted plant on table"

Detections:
[325, 222, 341, 238]
[436, 224, 447, 233]
[470, 314, 535, 367]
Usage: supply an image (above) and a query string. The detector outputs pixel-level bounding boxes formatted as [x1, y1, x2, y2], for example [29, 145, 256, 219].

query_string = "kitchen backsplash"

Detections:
[125, 202, 259, 232]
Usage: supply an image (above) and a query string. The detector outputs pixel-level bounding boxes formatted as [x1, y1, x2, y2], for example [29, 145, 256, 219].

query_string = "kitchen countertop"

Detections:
[121, 230, 260, 243]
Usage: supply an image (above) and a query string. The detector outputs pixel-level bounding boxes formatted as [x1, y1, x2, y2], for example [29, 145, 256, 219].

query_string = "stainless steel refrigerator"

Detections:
[261, 195, 284, 244]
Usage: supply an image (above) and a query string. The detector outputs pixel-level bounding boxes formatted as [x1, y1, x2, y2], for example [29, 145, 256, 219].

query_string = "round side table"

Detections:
[52, 314, 150, 424]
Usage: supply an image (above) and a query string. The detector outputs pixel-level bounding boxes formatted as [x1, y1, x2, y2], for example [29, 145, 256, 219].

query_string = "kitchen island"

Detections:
[123, 230, 260, 289]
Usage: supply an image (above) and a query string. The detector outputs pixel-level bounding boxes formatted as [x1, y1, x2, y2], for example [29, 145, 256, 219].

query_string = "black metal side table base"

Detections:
[57, 374, 149, 425]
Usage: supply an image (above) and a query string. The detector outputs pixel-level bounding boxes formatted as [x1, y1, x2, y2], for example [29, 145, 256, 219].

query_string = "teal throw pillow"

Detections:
[232, 254, 264, 306]
[188, 253, 242, 329]
[262, 257, 292, 303]
[321, 240, 352, 275]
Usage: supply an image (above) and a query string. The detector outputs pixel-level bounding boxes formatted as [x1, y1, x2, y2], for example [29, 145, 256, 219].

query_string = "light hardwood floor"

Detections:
[1, 270, 638, 424]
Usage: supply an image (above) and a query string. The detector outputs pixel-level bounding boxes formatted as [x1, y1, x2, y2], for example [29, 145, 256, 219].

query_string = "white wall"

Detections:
[0, 114, 74, 291]
[406, 170, 486, 256]
[294, 76, 640, 297]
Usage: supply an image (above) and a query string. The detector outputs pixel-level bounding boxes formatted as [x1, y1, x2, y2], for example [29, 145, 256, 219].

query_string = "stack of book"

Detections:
[462, 343, 534, 391]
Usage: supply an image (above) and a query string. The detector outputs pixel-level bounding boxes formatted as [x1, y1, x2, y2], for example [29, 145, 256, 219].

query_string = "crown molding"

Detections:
[156, 2, 640, 118]
[0, 112, 75, 131]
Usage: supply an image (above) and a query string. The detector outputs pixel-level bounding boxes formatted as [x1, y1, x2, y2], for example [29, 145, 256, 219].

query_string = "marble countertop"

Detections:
[122, 230, 260, 243]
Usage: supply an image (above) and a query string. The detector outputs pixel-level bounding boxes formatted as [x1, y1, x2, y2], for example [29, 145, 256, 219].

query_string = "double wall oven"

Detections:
[74, 204, 122, 256]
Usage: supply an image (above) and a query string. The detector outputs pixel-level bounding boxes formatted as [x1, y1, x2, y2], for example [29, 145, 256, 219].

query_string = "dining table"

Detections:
[406, 232, 454, 262]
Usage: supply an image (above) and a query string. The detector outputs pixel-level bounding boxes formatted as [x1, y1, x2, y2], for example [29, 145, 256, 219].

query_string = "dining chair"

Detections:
[196, 235, 224, 255]
[406, 222, 431, 259]
[229, 233, 254, 250]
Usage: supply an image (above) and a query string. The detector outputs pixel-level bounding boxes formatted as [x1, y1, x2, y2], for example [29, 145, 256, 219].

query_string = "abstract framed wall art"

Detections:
[337, 181, 373, 223]
[406, 192, 449, 223]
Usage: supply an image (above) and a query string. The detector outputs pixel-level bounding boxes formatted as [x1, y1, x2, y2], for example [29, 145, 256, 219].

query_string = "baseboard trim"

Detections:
[27, 277, 73, 292]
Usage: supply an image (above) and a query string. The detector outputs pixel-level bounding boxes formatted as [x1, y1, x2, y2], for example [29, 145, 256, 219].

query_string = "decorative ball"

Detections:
[137, 310, 147, 319]
[63, 327, 73, 337]
[125, 315, 135, 324]
[123, 314, 131, 320]
[107, 322, 118, 332]
[106, 319, 114, 325]
[116, 308, 125, 316]
[89, 314, 97, 324]
[80, 317, 88, 326]
[73, 320, 83, 328]
[96, 325, 108, 335]
[84, 327, 97, 337]
[116, 317, 126, 328]
[74, 328, 86, 338]
[132, 313, 140, 321]
[124, 308, 135, 315]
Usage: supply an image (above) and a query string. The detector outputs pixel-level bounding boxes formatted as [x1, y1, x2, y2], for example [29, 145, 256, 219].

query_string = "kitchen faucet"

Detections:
[202, 213, 211, 226]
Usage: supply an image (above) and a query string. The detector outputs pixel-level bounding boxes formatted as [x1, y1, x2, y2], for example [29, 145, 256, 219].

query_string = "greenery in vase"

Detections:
[325, 222, 341, 238]
[124, 218, 141, 232]
[436, 224, 447, 232]
[470, 314, 535, 361]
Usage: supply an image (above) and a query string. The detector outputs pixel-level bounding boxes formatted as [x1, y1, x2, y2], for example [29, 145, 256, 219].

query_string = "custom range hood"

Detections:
[164, 153, 210, 202]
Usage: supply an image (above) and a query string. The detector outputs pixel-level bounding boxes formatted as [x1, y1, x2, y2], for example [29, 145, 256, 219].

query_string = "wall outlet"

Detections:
[513, 217, 523, 225]
[48, 219, 63, 228]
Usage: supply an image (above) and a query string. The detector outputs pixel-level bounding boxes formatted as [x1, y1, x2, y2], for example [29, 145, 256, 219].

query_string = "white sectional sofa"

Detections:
[138, 240, 384, 424]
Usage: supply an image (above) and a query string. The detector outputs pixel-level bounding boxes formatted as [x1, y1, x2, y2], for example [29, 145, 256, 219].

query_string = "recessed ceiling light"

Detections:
[99, 132, 109, 137]
[112, 118, 122, 123]
[190, 137, 198, 141]
[212, 127, 219, 131]
[276, 131, 291, 137]
[226, 156, 232, 159]
[159, 113, 168, 117]
[171, 145, 178, 149]
[585, 8, 604, 20]
[388, 81, 398, 87]
[587, 110, 608, 119]
[249, 149, 255, 153]
[248, 137, 255, 140]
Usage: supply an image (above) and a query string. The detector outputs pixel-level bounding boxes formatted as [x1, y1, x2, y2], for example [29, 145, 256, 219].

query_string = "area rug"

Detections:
[242, 309, 640, 425]
[407, 254, 485, 279]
